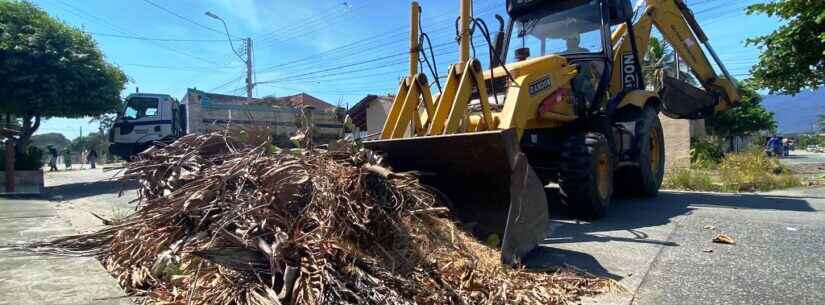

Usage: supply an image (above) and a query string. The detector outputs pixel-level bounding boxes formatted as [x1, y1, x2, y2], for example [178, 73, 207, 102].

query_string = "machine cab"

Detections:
[504, 0, 635, 110]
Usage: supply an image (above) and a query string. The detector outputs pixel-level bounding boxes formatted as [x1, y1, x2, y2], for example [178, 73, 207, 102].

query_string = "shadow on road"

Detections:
[44, 179, 138, 202]
[525, 188, 816, 278]
[525, 246, 624, 280]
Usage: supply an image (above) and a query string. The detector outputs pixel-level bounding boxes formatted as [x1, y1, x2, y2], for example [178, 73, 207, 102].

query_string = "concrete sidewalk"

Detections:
[0, 199, 130, 305]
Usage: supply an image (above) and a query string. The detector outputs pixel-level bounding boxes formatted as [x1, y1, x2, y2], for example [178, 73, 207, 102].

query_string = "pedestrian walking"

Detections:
[63, 148, 72, 169]
[87, 147, 98, 169]
[47, 145, 59, 171]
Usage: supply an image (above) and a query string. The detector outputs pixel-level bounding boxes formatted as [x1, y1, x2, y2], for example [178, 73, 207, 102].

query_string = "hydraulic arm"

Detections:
[610, 0, 740, 114]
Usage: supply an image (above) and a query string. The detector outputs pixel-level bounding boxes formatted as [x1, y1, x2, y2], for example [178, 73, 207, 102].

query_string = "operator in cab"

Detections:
[563, 34, 591, 54]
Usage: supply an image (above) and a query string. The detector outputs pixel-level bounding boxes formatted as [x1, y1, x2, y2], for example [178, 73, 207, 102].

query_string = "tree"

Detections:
[797, 133, 823, 147]
[643, 37, 695, 90]
[706, 81, 778, 138]
[818, 113, 825, 133]
[69, 131, 108, 155]
[746, 0, 825, 95]
[0, 0, 127, 152]
[29, 132, 70, 151]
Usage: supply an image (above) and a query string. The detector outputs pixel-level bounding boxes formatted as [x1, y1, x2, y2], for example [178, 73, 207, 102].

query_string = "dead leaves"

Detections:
[712, 234, 736, 245]
[704, 224, 736, 246]
[35, 132, 614, 305]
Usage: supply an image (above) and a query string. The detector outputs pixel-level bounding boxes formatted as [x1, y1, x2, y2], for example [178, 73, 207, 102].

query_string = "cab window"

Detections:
[123, 97, 159, 120]
[509, 0, 604, 61]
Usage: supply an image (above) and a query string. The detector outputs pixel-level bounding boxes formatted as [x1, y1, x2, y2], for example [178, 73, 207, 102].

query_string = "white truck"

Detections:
[109, 90, 345, 160]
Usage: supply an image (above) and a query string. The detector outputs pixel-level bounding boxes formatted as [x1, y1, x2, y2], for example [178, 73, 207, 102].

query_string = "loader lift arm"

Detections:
[609, 0, 740, 113]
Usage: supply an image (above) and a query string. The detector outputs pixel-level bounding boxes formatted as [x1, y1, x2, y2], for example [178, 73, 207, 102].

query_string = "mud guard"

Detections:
[364, 129, 549, 265]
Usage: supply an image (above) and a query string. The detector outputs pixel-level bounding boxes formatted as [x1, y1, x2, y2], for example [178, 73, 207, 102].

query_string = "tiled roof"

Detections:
[273, 93, 336, 110]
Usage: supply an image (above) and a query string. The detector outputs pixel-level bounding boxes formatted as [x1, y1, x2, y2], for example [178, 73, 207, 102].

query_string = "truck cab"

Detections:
[109, 93, 184, 160]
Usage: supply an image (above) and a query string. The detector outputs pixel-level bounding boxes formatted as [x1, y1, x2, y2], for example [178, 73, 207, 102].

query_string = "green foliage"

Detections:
[819, 113, 825, 133]
[0, 145, 44, 170]
[666, 150, 802, 192]
[718, 150, 801, 192]
[746, 0, 825, 95]
[664, 168, 718, 192]
[797, 133, 824, 147]
[690, 138, 725, 168]
[0, 0, 127, 147]
[30, 132, 71, 151]
[706, 81, 777, 137]
[69, 131, 107, 153]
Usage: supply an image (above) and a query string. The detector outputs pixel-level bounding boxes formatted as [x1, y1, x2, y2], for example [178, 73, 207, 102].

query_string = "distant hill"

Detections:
[30, 132, 71, 151]
[761, 87, 825, 134]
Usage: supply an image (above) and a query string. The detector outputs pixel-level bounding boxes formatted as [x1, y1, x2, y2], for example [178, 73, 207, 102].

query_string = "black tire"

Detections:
[616, 106, 665, 197]
[559, 133, 613, 219]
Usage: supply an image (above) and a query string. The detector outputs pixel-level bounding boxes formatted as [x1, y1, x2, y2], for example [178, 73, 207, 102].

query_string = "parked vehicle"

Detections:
[109, 91, 344, 160]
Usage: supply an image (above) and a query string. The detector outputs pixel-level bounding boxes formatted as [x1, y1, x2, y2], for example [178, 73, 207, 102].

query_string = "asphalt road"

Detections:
[783, 150, 825, 165]
[530, 151, 825, 305]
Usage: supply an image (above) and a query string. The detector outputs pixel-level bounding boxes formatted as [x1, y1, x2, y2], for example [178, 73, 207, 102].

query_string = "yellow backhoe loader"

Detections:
[365, 0, 739, 264]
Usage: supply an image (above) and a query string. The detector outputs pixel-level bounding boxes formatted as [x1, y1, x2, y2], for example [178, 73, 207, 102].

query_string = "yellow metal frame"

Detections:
[380, 0, 740, 141]
[610, 0, 740, 111]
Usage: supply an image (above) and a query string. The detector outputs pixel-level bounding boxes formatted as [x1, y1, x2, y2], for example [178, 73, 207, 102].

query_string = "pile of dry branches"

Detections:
[34, 132, 616, 305]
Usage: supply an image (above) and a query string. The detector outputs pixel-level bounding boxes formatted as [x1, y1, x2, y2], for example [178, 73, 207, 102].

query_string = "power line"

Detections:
[85, 31, 238, 42]
[258, 10, 355, 48]
[120, 63, 241, 72]
[140, 0, 239, 39]
[255, 0, 501, 75]
[210, 75, 245, 92]
[255, 1, 356, 46]
[46, 0, 226, 67]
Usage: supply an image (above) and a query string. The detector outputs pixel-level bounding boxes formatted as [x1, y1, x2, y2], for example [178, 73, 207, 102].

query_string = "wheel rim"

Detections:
[596, 150, 610, 200]
[649, 127, 661, 176]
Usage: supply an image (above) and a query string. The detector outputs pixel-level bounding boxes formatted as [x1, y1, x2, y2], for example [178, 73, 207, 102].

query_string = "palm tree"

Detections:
[643, 37, 695, 90]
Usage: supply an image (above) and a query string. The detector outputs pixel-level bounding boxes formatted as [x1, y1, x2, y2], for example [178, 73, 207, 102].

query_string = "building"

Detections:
[270, 93, 338, 111]
[347, 94, 395, 137]
[181, 89, 344, 145]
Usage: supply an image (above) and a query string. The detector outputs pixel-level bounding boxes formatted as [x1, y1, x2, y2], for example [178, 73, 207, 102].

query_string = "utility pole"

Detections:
[245, 38, 254, 101]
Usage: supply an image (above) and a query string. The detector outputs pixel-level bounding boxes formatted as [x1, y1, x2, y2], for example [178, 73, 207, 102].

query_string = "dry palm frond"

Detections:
[27, 132, 616, 305]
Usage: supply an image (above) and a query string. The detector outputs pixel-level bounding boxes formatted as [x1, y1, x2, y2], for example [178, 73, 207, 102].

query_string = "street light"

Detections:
[204, 11, 244, 62]
[205, 11, 254, 99]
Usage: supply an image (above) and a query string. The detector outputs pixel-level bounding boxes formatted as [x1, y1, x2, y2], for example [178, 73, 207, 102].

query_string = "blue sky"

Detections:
[29, 0, 778, 139]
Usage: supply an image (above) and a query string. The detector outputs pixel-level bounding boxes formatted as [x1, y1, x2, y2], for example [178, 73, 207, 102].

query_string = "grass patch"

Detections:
[664, 168, 719, 192]
[718, 150, 801, 192]
[664, 150, 801, 192]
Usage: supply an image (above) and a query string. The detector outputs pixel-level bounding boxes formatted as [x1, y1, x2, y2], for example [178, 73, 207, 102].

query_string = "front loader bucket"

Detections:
[364, 129, 548, 264]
